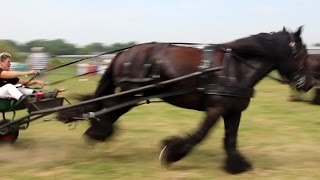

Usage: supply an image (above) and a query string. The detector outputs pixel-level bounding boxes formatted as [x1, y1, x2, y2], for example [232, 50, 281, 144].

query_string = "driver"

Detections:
[0, 52, 58, 102]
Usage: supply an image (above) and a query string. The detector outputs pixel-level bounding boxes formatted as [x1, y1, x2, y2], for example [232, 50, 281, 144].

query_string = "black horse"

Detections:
[289, 54, 320, 104]
[58, 26, 313, 174]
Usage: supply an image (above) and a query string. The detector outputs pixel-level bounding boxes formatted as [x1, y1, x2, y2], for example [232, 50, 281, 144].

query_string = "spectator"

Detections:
[26, 47, 49, 73]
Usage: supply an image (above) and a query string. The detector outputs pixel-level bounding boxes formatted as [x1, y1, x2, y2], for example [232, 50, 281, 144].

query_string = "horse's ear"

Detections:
[282, 26, 287, 32]
[295, 26, 303, 37]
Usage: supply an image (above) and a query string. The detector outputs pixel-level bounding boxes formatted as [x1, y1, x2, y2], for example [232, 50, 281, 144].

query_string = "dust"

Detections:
[0, 139, 77, 166]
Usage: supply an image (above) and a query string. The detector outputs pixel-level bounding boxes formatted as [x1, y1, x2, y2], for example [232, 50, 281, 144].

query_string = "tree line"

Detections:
[1, 39, 320, 62]
[0, 39, 137, 62]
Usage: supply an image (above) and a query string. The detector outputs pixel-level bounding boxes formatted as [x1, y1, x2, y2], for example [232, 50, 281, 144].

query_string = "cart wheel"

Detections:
[0, 119, 19, 143]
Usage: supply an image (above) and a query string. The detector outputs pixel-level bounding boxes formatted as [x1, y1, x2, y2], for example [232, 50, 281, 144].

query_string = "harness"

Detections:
[198, 45, 254, 99]
[118, 43, 166, 85]
[117, 44, 255, 99]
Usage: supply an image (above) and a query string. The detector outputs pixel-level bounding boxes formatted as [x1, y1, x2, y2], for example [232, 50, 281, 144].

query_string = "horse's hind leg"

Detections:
[223, 112, 252, 174]
[84, 98, 135, 142]
[160, 107, 222, 165]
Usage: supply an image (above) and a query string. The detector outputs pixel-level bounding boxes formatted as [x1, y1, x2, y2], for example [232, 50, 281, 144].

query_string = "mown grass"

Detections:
[0, 67, 319, 180]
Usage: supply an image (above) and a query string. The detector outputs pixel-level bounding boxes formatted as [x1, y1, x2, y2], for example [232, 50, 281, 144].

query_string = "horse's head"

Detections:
[272, 26, 313, 91]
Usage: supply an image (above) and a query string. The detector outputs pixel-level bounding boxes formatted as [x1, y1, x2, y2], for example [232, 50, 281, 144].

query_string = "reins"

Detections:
[23, 42, 287, 86]
[22, 43, 146, 86]
[22, 42, 216, 86]
[46, 68, 107, 86]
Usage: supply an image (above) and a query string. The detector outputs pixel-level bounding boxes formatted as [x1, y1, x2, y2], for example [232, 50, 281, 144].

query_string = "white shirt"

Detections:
[27, 52, 49, 70]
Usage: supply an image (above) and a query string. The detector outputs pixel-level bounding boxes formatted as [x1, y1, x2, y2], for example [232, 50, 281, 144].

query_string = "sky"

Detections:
[1, 0, 320, 47]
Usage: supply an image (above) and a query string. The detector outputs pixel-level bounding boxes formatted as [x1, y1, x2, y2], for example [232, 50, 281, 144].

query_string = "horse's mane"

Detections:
[218, 31, 286, 58]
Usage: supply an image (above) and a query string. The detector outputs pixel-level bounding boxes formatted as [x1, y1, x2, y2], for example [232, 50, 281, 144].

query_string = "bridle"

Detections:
[285, 33, 310, 89]
[288, 34, 298, 59]
[219, 32, 309, 88]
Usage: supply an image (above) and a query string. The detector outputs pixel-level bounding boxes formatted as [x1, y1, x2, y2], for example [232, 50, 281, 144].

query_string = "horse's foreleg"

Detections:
[159, 107, 222, 165]
[223, 112, 252, 174]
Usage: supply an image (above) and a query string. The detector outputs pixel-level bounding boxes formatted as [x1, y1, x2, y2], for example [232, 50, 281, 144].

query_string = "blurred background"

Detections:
[1, 1, 320, 179]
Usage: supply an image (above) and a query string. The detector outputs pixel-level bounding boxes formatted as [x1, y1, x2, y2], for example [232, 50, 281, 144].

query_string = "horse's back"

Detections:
[113, 43, 203, 80]
[111, 43, 210, 110]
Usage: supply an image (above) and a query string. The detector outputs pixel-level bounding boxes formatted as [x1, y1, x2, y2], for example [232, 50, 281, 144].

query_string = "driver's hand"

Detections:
[28, 70, 39, 75]
[36, 80, 46, 87]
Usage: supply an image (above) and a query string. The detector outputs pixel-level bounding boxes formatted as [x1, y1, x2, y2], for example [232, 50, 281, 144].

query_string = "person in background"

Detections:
[26, 47, 49, 78]
[0, 52, 57, 102]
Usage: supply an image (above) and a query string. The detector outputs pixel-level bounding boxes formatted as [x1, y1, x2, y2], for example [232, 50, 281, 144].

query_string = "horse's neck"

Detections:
[214, 34, 275, 87]
[218, 56, 274, 88]
[220, 34, 274, 57]
[242, 59, 274, 87]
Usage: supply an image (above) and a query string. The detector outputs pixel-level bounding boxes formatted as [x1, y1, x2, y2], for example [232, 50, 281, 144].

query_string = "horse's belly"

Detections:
[161, 93, 205, 111]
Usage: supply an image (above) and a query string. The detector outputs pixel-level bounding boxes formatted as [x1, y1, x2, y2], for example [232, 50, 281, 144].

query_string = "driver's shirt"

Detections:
[0, 68, 19, 87]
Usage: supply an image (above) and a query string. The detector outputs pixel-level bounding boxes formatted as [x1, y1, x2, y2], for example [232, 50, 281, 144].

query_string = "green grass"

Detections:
[0, 69, 320, 179]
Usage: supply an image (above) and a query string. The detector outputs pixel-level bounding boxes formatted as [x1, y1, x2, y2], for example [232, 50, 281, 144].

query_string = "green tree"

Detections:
[21, 39, 78, 56]
[45, 39, 77, 55]
[2, 38, 138, 56]
[21, 39, 47, 52]
[105, 41, 136, 51]
[84, 43, 106, 54]
[0, 40, 19, 50]
[0, 40, 23, 62]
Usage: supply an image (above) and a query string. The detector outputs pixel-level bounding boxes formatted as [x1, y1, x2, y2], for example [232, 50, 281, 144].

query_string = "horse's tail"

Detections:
[94, 55, 117, 97]
[78, 54, 117, 102]
[57, 53, 119, 123]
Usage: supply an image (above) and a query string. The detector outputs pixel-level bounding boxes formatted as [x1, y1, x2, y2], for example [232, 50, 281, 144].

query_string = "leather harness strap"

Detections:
[198, 46, 254, 99]
[117, 44, 254, 99]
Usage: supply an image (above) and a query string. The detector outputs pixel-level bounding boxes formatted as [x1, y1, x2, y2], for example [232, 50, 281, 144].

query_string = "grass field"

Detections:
[0, 67, 319, 180]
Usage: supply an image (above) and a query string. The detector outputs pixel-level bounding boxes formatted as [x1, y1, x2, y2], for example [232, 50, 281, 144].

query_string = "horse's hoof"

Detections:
[159, 137, 194, 166]
[159, 145, 170, 167]
[224, 154, 252, 174]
